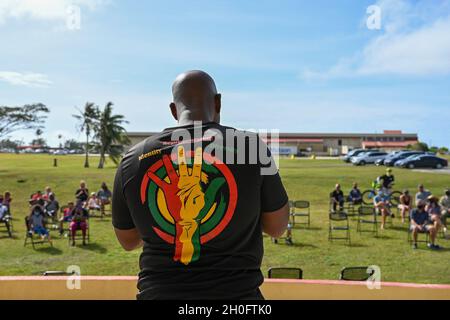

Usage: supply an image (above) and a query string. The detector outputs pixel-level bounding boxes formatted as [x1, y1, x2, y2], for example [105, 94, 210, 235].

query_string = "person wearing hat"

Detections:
[398, 189, 412, 223]
[87, 192, 101, 211]
[426, 195, 443, 234]
[415, 184, 431, 206]
[439, 189, 450, 235]
[378, 168, 395, 196]
[410, 200, 439, 250]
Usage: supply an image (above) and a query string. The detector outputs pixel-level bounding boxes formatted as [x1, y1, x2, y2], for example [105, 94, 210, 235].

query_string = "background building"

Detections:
[127, 130, 419, 156]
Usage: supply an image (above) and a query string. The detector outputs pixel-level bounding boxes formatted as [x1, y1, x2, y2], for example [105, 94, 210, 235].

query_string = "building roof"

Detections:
[362, 141, 418, 148]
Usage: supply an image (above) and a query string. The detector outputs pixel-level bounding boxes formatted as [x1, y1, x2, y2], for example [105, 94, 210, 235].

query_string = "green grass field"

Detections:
[0, 154, 449, 283]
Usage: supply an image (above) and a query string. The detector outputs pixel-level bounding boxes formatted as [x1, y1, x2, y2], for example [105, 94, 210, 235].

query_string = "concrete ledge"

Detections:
[0, 277, 449, 300]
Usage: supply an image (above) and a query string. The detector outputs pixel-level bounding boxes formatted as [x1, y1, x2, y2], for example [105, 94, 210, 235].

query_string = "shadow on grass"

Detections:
[373, 234, 393, 240]
[389, 225, 409, 232]
[79, 242, 108, 254]
[0, 234, 20, 240]
[35, 246, 63, 255]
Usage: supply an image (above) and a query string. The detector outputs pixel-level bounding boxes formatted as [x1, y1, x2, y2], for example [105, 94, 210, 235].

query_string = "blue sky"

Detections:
[1, 0, 449, 148]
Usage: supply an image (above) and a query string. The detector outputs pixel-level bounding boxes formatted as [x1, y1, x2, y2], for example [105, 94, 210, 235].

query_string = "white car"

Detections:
[53, 149, 69, 155]
[351, 151, 388, 166]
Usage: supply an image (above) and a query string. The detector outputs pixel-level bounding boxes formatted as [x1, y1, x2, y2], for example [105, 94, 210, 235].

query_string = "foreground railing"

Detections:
[0, 276, 449, 300]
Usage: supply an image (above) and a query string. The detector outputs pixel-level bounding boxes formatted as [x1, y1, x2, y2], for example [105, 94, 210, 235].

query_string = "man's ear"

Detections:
[170, 103, 178, 121]
[214, 93, 222, 116]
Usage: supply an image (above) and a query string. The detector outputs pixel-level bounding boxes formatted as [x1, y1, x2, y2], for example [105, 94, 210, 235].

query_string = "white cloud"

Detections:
[0, 0, 109, 23]
[0, 71, 52, 87]
[302, 0, 450, 79]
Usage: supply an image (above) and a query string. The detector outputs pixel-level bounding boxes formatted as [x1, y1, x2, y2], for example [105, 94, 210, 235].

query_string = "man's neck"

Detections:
[177, 119, 218, 127]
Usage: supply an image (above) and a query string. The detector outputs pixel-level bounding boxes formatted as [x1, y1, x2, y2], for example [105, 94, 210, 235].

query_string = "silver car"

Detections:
[351, 151, 388, 166]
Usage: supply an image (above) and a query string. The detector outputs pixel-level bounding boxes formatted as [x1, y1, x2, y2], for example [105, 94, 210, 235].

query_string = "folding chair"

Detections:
[357, 206, 378, 236]
[407, 226, 430, 245]
[271, 221, 293, 246]
[328, 211, 351, 245]
[101, 201, 112, 217]
[291, 200, 310, 227]
[268, 267, 303, 279]
[67, 213, 91, 246]
[340, 267, 374, 281]
[0, 215, 13, 238]
[24, 217, 53, 249]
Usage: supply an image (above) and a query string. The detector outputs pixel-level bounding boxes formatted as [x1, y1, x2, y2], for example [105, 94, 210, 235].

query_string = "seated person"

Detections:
[426, 195, 442, 233]
[28, 205, 52, 243]
[348, 182, 362, 205]
[410, 201, 439, 250]
[439, 189, 450, 235]
[374, 189, 391, 230]
[398, 190, 412, 223]
[0, 203, 9, 222]
[45, 194, 60, 219]
[415, 184, 431, 206]
[29, 191, 44, 206]
[59, 201, 75, 235]
[87, 192, 101, 211]
[69, 206, 89, 246]
[42, 186, 55, 202]
[75, 181, 89, 205]
[330, 184, 345, 212]
[3, 191, 12, 212]
[97, 182, 112, 213]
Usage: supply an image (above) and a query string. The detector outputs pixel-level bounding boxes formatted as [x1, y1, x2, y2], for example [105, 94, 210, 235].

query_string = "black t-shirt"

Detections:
[75, 188, 89, 202]
[330, 190, 344, 200]
[112, 122, 288, 300]
[379, 174, 395, 188]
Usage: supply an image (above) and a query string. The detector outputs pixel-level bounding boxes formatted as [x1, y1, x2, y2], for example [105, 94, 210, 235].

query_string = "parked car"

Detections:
[384, 151, 425, 167]
[375, 151, 405, 166]
[53, 149, 69, 155]
[342, 149, 379, 163]
[351, 151, 388, 166]
[400, 155, 448, 169]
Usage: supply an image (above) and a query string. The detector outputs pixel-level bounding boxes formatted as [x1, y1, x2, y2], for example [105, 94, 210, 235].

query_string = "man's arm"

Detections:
[261, 203, 289, 238]
[114, 228, 143, 251]
[112, 164, 142, 251]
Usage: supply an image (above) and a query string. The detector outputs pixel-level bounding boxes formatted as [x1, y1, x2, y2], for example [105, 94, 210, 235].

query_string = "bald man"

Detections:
[112, 70, 289, 300]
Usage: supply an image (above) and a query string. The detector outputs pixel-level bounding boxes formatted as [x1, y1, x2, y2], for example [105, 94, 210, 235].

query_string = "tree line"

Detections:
[0, 102, 129, 169]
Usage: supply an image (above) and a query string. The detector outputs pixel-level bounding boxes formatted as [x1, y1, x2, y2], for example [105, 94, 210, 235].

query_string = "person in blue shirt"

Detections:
[410, 200, 439, 250]
[374, 189, 391, 230]
[348, 182, 362, 205]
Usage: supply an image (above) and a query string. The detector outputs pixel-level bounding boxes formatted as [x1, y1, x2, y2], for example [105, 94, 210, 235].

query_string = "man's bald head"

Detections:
[170, 70, 221, 125]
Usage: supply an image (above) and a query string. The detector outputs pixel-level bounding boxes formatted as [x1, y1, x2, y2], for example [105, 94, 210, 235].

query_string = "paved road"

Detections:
[412, 168, 450, 175]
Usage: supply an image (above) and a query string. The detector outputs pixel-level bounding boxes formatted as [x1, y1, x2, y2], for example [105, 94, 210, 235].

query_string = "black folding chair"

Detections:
[328, 210, 351, 245]
[0, 215, 13, 238]
[357, 206, 378, 236]
[340, 267, 374, 281]
[268, 267, 303, 279]
[291, 200, 311, 227]
[407, 226, 430, 245]
[24, 217, 53, 249]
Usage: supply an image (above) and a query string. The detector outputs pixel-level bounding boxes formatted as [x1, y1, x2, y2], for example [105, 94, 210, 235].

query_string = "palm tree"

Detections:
[95, 102, 129, 169]
[73, 102, 99, 168]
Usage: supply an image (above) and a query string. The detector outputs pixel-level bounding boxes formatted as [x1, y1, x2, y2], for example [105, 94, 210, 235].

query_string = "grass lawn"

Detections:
[0, 154, 449, 283]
